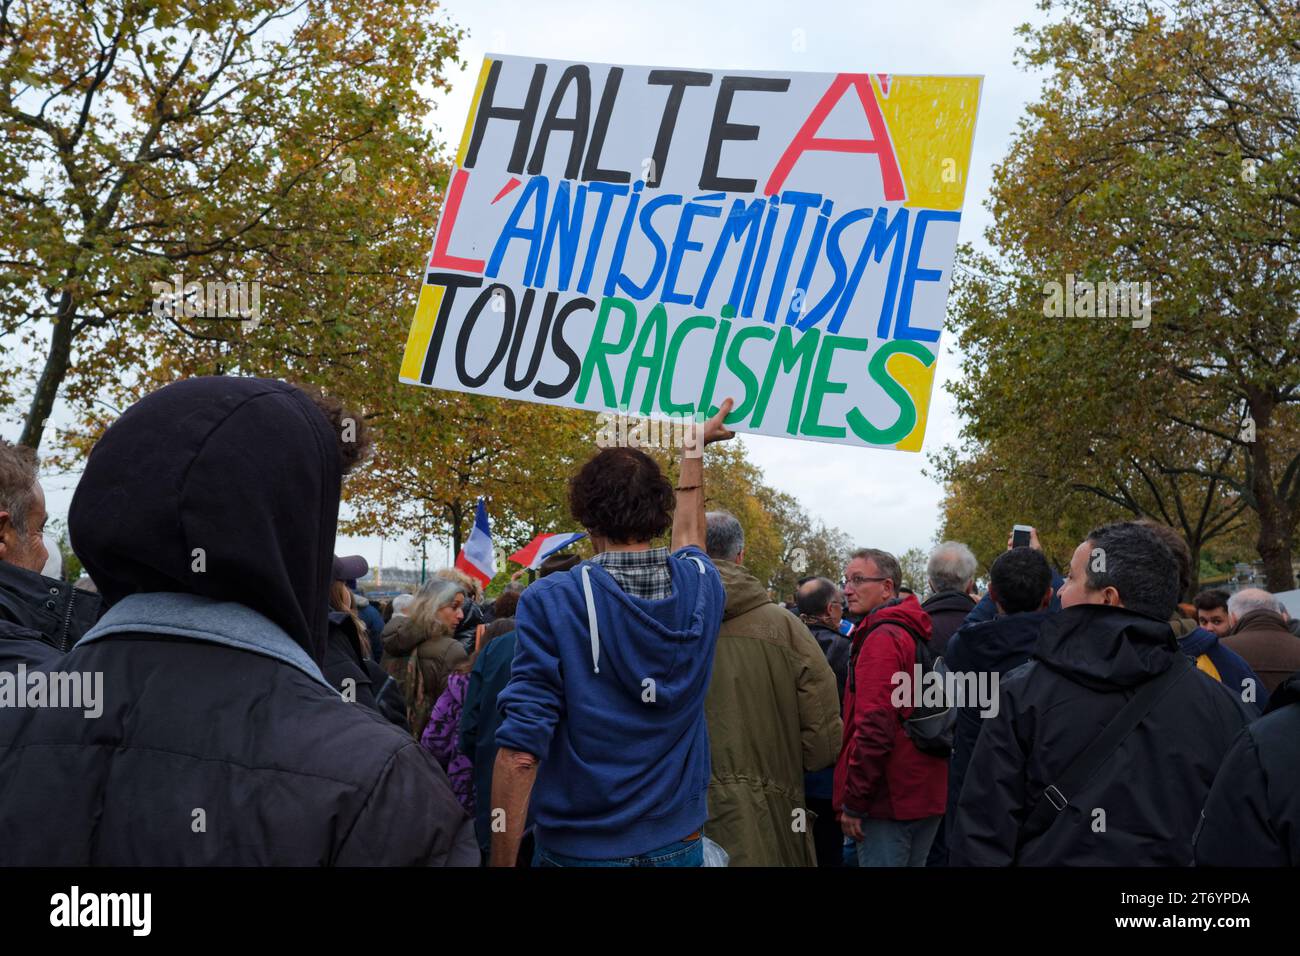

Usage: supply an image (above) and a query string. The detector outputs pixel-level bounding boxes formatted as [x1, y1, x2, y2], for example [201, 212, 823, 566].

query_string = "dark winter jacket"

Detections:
[460, 629, 530, 853]
[805, 618, 852, 703]
[1195, 672, 1300, 866]
[321, 611, 407, 729]
[1223, 608, 1300, 695]
[950, 604, 1251, 866]
[944, 609, 1052, 812]
[354, 595, 387, 664]
[0, 559, 100, 671]
[833, 594, 948, 821]
[920, 589, 976, 658]
[0, 376, 477, 866]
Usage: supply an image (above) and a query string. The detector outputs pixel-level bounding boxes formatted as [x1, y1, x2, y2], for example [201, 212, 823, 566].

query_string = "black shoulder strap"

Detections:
[848, 617, 927, 693]
[1021, 655, 1192, 842]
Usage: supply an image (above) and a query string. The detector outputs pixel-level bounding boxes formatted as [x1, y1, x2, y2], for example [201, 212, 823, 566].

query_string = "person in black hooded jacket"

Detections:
[950, 521, 1251, 867]
[1194, 670, 1300, 866]
[0, 377, 477, 866]
[944, 547, 1055, 830]
[0, 438, 100, 670]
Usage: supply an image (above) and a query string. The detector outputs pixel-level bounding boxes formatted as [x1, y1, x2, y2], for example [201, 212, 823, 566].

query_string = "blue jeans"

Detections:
[534, 835, 704, 867]
[855, 815, 942, 867]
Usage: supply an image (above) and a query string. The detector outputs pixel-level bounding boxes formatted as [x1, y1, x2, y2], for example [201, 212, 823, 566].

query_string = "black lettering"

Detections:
[504, 289, 553, 391]
[466, 60, 547, 174]
[701, 76, 791, 192]
[582, 67, 631, 184]
[421, 272, 484, 384]
[535, 296, 591, 398]
[527, 65, 591, 179]
[646, 70, 712, 187]
[455, 284, 515, 388]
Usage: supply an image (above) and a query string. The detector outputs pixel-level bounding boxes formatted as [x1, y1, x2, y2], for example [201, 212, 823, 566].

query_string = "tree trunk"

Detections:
[1185, 541, 1201, 602]
[1247, 392, 1297, 591]
[449, 500, 463, 558]
[18, 290, 77, 450]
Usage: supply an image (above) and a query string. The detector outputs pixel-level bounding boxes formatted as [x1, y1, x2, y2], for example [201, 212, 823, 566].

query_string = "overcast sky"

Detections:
[13, 0, 1051, 576]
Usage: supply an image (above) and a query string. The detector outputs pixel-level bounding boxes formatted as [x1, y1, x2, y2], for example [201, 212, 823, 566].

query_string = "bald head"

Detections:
[796, 576, 842, 627]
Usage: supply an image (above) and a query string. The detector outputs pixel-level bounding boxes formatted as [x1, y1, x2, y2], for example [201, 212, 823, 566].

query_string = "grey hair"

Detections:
[391, 593, 415, 617]
[928, 541, 978, 593]
[852, 548, 902, 591]
[0, 440, 39, 535]
[705, 511, 745, 562]
[1228, 588, 1284, 618]
[409, 577, 465, 636]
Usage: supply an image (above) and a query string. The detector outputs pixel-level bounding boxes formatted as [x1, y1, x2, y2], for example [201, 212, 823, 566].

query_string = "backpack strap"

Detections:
[847, 617, 927, 694]
[1020, 655, 1193, 844]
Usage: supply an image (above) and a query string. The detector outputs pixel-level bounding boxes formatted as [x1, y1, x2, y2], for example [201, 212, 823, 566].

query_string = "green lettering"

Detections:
[845, 339, 935, 444]
[802, 335, 868, 437]
[577, 296, 638, 406]
[698, 318, 733, 418]
[721, 326, 776, 424]
[660, 314, 715, 416]
[619, 303, 668, 415]
[752, 326, 820, 433]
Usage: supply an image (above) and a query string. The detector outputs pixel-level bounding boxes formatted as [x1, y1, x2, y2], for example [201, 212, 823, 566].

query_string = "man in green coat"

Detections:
[702, 511, 843, 866]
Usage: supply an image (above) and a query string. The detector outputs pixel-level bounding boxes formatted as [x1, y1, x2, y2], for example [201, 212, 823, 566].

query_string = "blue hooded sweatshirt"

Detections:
[495, 545, 726, 859]
[1178, 624, 1268, 714]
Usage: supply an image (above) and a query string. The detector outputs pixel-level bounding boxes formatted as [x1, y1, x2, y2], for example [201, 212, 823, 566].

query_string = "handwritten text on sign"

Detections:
[400, 56, 981, 451]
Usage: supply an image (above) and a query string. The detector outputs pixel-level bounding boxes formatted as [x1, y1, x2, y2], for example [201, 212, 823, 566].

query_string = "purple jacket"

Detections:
[421, 672, 474, 814]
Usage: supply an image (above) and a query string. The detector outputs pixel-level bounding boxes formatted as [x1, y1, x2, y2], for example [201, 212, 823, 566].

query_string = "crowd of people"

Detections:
[0, 375, 1298, 866]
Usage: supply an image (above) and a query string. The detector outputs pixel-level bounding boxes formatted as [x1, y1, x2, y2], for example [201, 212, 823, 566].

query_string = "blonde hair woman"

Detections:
[380, 578, 468, 737]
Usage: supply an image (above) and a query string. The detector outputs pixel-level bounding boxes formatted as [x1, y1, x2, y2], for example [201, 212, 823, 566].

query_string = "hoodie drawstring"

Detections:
[581, 555, 707, 674]
[581, 564, 600, 674]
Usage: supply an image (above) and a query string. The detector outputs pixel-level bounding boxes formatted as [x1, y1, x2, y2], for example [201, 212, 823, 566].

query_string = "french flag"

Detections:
[509, 531, 587, 570]
[455, 498, 495, 587]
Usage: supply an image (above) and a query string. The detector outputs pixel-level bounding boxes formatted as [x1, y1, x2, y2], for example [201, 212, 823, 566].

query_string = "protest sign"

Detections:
[400, 55, 981, 450]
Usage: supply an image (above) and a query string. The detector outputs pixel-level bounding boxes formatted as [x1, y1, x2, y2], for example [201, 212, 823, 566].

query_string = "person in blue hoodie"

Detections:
[490, 400, 735, 867]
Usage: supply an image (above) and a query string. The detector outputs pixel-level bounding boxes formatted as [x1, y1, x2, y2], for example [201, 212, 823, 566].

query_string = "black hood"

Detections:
[1034, 604, 1179, 690]
[921, 590, 977, 615]
[952, 608, 1052, 673]
[68, 377, 341, 662]
[1265, 671, 1300, 714]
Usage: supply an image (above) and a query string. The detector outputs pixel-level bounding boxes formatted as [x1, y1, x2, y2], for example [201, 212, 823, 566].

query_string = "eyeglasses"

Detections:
[843, 575, 889, 588]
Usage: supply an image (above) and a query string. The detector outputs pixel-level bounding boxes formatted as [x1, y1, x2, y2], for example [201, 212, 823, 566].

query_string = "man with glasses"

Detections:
[833, 548, 948, 866]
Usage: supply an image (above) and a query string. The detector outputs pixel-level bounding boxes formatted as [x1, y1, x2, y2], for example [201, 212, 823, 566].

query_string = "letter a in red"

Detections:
[764, 74, 904, 200]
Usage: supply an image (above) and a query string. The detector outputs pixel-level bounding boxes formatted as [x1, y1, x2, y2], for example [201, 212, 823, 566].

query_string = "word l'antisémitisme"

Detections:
[415, 274, 934, 446]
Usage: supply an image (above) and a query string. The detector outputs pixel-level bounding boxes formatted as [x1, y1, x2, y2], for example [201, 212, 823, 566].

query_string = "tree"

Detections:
[898, 546, 928, 595]
[939, 0, 1300, 590]
[1, 0, 462, 450]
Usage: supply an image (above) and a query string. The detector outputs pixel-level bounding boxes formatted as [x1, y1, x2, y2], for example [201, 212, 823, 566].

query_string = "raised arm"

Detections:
[672, 398, 735, 552]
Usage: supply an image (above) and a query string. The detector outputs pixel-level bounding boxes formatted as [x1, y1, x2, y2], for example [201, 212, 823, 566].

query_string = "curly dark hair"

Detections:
[293, 382, 373, 475]
[569, 448, 674, 544]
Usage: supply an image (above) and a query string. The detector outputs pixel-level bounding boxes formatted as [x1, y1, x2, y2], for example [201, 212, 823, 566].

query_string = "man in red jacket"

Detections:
[834, 548, 948, 866]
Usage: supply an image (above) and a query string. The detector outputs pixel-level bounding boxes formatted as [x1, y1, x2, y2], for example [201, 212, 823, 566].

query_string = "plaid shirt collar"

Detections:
[589, 547, 674, 601]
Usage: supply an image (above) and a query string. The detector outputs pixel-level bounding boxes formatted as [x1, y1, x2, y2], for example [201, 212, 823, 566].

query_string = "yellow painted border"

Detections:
[399, 283, 446, 382]
[455, 58, 495, 170]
